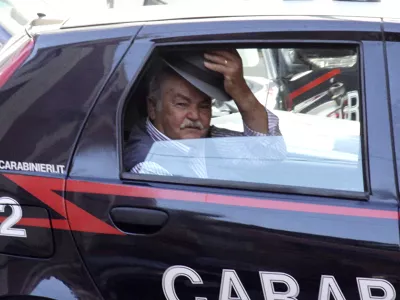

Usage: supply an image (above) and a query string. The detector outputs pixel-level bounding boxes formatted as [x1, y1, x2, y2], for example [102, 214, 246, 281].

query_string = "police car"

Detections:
[0, 0, 399, 299]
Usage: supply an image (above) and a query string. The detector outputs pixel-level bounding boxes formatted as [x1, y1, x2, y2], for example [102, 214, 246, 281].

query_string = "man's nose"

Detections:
[187, 106, 200, 120]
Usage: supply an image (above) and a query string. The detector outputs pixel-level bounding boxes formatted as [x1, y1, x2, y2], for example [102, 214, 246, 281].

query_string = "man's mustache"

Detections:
[180, 119, 205, 130]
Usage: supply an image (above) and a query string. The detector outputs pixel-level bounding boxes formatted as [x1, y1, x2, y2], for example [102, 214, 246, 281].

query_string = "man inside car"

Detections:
[124, 49, 287, 178]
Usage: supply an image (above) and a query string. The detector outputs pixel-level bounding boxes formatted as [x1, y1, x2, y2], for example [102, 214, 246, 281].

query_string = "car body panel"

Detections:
[0, 173, 102, 299]
[67, 18, 400, 300]
[0, 25, 138, 299]
[384, 18, 400, 198]
[0, 25, 135, 176]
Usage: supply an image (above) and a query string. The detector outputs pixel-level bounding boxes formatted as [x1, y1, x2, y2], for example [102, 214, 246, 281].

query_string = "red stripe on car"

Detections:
[0, 216, 69, 230]
[3, 174, 397, 237]
[4, 174, 124, 235]
[288, 69, 341, 110]
[67, 180, 398, 220]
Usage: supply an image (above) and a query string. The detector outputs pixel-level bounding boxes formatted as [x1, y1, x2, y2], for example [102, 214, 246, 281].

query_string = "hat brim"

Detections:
[162, 57, 232, 102]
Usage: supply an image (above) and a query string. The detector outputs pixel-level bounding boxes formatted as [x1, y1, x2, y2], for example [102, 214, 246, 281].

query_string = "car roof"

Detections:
[61, 0, 399, 29]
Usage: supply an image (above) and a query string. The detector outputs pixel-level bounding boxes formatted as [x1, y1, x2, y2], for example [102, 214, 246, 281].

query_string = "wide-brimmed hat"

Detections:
[162, 51, 232, 102]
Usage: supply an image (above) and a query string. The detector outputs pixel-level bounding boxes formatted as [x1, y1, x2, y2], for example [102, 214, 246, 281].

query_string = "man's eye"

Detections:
[176, 102, 187, 107]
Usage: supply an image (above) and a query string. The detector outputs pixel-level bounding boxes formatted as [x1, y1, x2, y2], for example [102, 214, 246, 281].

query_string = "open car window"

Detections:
[122, 44, 364, 195]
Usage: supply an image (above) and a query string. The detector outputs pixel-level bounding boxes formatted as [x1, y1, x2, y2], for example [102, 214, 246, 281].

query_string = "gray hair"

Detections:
[148, 65, 179, 112]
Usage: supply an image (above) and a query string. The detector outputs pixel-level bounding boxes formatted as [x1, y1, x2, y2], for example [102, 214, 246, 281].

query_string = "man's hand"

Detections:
[204, 49, 269, 134]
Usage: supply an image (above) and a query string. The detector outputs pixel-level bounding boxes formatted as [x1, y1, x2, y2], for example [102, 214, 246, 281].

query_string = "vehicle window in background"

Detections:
[236, 47, 359, 118]
[124, 46, 364, 193]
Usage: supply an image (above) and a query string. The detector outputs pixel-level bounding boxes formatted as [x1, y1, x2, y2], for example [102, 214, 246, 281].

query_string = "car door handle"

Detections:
[110, 207, 169, 234]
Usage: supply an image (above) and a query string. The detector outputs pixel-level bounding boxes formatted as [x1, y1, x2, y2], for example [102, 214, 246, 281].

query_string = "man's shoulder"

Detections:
[124, 119, 154, 171]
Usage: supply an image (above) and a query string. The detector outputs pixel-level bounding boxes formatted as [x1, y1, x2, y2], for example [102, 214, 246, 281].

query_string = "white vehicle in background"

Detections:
[0, 0, 65, 49]
[0, 0, 23, 49]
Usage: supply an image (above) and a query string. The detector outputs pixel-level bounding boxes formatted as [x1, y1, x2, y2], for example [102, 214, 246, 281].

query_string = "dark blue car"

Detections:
[0, 1, 399, 299]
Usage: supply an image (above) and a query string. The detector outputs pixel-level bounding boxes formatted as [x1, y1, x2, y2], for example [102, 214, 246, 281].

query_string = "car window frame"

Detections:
[383, 18, 400, 200]
[118, 39, 370, 201]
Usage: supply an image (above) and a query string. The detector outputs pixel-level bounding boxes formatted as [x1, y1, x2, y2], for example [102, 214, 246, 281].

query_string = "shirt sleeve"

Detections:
[211, 109, 287, 163]
[243, 109, 282, 137]
[130, 161, 172, 176]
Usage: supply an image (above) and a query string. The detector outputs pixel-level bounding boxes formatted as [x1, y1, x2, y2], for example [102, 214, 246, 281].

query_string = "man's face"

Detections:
[148, 74, 212, 140]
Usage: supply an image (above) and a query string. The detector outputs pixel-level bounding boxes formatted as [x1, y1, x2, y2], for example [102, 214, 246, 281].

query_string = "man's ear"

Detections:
[147, 97, 157, 121]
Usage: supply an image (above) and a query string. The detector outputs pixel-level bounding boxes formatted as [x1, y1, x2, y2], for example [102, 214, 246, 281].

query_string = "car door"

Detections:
[66, 16, 400, 300]
[384, 16, 400, 278]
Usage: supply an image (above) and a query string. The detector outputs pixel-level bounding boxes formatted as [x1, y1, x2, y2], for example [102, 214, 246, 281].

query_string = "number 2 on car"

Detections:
[0, 197, 27, 238]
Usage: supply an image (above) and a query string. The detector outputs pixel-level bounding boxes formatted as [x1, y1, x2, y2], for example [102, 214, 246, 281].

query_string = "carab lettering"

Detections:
[162, 266, 396, 300]
[0, 160, 65, 174]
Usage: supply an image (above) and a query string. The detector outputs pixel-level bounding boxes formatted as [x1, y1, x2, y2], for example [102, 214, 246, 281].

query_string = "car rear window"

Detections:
[122, 44, 364, 194]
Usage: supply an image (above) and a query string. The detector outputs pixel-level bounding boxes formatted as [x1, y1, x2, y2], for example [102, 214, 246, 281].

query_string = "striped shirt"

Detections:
[130, 109, 286, 177]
